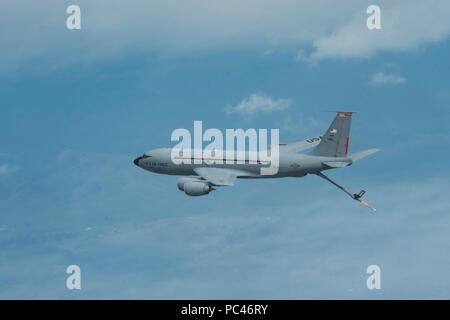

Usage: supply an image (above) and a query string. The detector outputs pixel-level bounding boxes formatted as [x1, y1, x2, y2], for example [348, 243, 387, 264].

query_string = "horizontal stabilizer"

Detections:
[349, 148, 380, 162]
[323, 161, 351, 168]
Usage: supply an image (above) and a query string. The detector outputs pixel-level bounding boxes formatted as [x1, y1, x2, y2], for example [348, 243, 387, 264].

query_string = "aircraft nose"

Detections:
[133, 157, 141, 166]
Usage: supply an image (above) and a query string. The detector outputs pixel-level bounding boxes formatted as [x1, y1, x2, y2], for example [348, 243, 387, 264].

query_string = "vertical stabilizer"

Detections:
[309, 112, 353, 157]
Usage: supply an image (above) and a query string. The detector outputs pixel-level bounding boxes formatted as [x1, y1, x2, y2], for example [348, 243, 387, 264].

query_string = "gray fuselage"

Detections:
[134, 148, 351, 178]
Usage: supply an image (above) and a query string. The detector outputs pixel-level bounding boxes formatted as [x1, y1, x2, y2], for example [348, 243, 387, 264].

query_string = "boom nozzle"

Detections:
[353, 190, 366, 200]
[315, 172, 376, 212]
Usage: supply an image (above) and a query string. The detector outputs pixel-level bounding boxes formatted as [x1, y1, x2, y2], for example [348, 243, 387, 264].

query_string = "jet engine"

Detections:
[177, 178, 213, 196]
[183, 182, 213, 196]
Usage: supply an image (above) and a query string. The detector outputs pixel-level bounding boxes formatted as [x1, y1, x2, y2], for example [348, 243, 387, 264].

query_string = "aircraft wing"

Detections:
[276, 135, 322, 153]
[193, 167, 255, 186]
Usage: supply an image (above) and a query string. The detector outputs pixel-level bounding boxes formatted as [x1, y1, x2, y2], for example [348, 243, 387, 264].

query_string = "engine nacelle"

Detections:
[183, 181, 212, 196]
[177, 177, 212, 196]
[177, 178, 192, 191]
[177, 177, 200, 191]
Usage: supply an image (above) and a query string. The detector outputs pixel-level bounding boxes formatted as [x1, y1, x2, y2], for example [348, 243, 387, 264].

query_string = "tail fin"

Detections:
[309, 112, 354, 157]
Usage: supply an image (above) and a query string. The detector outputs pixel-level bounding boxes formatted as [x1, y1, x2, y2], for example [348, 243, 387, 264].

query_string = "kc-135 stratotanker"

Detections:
[134, 112, 379, 211]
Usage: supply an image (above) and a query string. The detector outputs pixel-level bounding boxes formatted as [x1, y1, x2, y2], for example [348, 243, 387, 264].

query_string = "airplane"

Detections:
[133, 112, 379, 211]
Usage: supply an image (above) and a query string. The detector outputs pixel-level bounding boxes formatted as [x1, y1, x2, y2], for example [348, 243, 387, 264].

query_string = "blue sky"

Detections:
[1, 0, 450, 299]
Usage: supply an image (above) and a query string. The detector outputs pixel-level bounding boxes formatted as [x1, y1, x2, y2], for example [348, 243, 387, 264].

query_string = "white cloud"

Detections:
[308, 1, 450, 61]
[370, 72, 406, 85]
[225, 93, 291, 117]
[0, 164, 18, 175]
[2, 1, 450, 71]
[0, 0, 354, 71]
